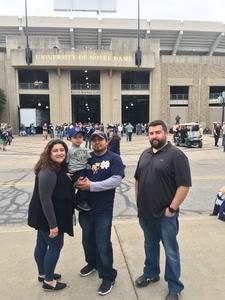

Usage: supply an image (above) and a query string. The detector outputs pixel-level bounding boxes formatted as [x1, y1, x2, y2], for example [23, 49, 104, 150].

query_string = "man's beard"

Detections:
[150, 138, 166, 149]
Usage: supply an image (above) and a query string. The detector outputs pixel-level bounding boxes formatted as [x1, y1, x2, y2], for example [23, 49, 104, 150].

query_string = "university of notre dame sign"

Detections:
[35, 53, 133, 65]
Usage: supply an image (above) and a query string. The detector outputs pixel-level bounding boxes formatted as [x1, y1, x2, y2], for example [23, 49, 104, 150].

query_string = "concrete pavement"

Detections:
[1, 134, 225, 299]
[0, 215, 224, 300]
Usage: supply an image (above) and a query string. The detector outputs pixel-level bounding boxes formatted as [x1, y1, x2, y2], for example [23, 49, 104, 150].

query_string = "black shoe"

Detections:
[42, 281, 67, 291]
[79, 265, 96, 277]
[135, 274, 160, 287]
[76, 201, 91, 212]
[38, 273, 61, 282]
[165, 292, 179, 300]
[209, 213, 217, 216]
[98, 280, 115, 296]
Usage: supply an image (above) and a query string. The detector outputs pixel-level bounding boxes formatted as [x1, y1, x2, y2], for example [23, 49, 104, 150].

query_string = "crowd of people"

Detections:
[20, 122, 149, 141]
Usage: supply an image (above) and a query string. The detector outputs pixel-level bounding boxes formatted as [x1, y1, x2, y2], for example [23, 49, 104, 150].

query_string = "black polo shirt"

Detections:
[134, 142, 191, 218]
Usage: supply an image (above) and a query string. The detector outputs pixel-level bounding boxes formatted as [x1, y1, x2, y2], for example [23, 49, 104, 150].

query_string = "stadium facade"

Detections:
[1, 16, 225, 131]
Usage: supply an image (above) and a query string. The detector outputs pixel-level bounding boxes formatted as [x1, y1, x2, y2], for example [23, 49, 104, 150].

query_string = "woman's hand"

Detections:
[49, 226, 59, 238]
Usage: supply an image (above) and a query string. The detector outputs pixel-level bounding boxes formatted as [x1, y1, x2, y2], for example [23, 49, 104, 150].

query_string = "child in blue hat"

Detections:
[67, 127, 91, 211]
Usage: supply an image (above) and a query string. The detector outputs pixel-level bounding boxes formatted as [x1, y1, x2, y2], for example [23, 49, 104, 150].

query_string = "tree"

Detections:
[0, 88, 7, 113]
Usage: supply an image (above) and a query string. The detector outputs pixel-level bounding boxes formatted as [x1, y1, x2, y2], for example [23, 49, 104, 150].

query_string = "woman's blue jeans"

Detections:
[79, 212, 117, 282]
[139, 213, 184, 294]
[34, 230, 64, 281]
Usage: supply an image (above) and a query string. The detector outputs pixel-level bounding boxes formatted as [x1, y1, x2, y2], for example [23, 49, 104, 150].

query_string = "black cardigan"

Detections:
[28, 167, 75, 236]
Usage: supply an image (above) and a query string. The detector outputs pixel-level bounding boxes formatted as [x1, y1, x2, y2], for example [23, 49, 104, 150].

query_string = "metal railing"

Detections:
[19, 82, 49, 89]
[170, 94, 188, 100]
[71, 83, 100, 90]
[121, 84, 149, 90]
[170, 99, 188, 105]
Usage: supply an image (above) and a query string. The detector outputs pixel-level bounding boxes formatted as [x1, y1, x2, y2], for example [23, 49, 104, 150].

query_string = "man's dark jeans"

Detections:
[79, 212, 117, 282]
[139, 213, 184, 294]
[34, 230, 64, 281]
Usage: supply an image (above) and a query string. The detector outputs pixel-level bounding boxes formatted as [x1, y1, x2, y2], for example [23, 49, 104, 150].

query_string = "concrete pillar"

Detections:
[111, 71, 121, 124]
[188, 64, 201, 123]
[4, 58, 19, 132]
[49, 69, 71, 125]
[150, 63, 161, 122]
[100, 70, 121, 125]
[0, 53, 8, 123]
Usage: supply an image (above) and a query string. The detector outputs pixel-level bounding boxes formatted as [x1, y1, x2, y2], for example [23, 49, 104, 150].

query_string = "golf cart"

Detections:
[174, 123, 203, 148]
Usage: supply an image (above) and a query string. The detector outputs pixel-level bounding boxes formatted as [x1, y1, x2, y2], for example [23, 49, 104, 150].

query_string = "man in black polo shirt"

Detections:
[134, 120, 191, 300]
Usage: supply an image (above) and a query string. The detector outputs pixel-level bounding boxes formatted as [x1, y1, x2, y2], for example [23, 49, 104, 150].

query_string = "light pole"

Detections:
[25, 0, 32, 64]
[135, 0, 142, 66]
[218, 91, 225, 125]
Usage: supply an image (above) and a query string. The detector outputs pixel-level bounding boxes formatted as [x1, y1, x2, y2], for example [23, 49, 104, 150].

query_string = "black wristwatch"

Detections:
[168, 206, 177, 213]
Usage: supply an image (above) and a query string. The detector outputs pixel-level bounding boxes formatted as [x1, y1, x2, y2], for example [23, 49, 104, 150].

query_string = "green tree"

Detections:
[0, 88, 7, 113]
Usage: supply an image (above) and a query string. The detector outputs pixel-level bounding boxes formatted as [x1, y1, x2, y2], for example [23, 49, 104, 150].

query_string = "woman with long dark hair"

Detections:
[28, 139, 75, 291]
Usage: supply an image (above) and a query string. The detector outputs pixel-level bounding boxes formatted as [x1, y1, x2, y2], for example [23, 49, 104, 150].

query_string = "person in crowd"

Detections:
[84, 123, 94, 149]
[222, 122, 225, 151]
[67, 126, 91, 211]
[28, 139, 75, 291]
[19, 124, 27, 136]
[210, 186, 225, 221]
[126, 123, 134, 141]
[172, 124, 179, 142]
[42, 123, 48, 140]
[48, 123, 54, 139]
[0, 127, 9, 151]
[34, 80, 39, 88]
[6, 124, 13, 145]
[180, 125, 188, 143]
[136, 123, 142, 135]
[134, 120, 191, 300]
[30, 123, 36, 136]
[213, 123, 220, 147]
[76, 130, 125, 296]
[117, 123, 123, 137]
[108, 131, 121, 155]
[175, 115, 181, 125]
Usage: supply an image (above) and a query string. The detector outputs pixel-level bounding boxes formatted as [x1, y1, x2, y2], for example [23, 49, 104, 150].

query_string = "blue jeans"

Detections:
[79, 212, 117, 282]
[139, 213, 184, 294]
[34, 230, 64, 281]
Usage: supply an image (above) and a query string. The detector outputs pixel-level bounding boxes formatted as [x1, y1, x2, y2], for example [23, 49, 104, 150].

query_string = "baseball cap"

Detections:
[68, 127, 84, 138]
[91, 130, 107, 140]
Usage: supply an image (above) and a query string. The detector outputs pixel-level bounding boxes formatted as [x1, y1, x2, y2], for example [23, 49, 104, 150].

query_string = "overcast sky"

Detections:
[1, 0, 225, 23]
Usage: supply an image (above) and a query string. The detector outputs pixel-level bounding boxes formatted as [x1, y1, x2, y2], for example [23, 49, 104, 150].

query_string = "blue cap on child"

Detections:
[68, 127, 84, 138]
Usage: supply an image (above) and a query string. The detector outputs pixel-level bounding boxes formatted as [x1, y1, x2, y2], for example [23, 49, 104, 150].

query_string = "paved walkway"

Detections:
[0, 215, 224, 300]
[0, 134, 225, 299]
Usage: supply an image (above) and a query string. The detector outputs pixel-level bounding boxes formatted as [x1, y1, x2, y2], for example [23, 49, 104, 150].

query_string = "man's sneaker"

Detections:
[135, 274, 160, 287]
[79, 265, 96, 277]
[98, 280, 115, 296]
[165, 292, 179, 300]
